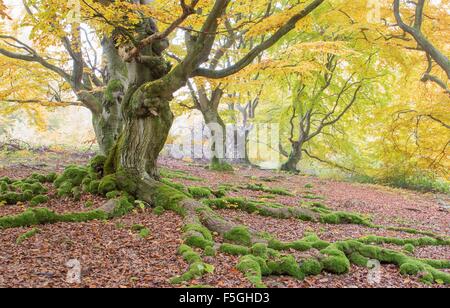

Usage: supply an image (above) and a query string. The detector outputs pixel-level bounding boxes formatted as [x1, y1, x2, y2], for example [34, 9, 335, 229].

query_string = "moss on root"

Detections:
[236, 255, 266, 288]
[16, 228, 40, 244]
[300, 259, 323, 276]
[30, 195, 49, 207]
[98, 175, 118, 196]
[0, 208, 108, 229]
[188, 187, 213, 199]
[152, 184, 187, 216]
[245, 183, 293, 196]
[224, 226, 252, 246]
[358, 235, 449, 247]
[220, 243, 250, 255]
[170, 244, 214, 284]
[160, 168, 203, 182]
[210, 158, 234, 172]
[182, 223, 214, 249]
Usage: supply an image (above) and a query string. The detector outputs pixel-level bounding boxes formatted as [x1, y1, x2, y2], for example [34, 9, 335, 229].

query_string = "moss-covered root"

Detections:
[244, 183, 293, 196]
[335, 240, 450, 284]
[170, 244, 215, 284]
[204, 197, 319, 222]
[236, 255, 267, 288]
[218, 232, 450, 286]
[16, 228, 40, 244]
[0, 197, 134, 230]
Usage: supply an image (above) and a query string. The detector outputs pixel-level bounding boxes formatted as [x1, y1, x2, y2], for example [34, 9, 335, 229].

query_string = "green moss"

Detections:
[153, 206, 165, 215]
[89, 155, 107, 173]
[399, 262, 421, 275]
[251, 243, 268, 258]
[303, 194, 324, 200]
[0, 177, 12, 184]
[245, 183, 293, 196]
[204, 246, 216, 257]
[160, 168, 203, 182]
[160, 178, 188, 193]
[358, 235, 448, 247]
[46, 173, 58, 183]
[349, 252, 369, 267]
[236, 255, 266, 288]
[106, 169, 134, 194]
[152, 184, 187, 216]
[105, 79, 123, 102]
[54, 166, 88, 188]
[0, 208, 108, 229]
[0, 192, 24, 204]
[71, 187, 82, 201]
[22, 190, 34, 201]
[30, 173, 47, 183]
[268, 239, 313, 252]
[88, 180, 100, 194]
[171, 245, 214, 284]
[30, 195, 49, 207]
[185, 235, 214, 249]
[320, 246, 351, 274]
[319, 211, 371, 226]
[210, 157, 234, 172]
[16, 228, 40, 244]
[0, 181, 8, 192]
[403, 244, 415, 254]
[105, 190, 121, 199]
[219, 243, 250, 255]
[57, 181, 73, 197]
[170, 262, 214, 284]
[98, 175, 118, 196]
[300, 259, 323, 276]
[188, 187, 212, 199]
[211, 188, 227, 198]
[111, 197, 134, 218]
[131, 224, 145, 232]
[420, 259, 450, 269]
[139, 228, 151, 239]
[183, 224, 213, 241]
[224, 226, 252, 246]
[304, 183, 314, 189]
[267, 255, 304, 280]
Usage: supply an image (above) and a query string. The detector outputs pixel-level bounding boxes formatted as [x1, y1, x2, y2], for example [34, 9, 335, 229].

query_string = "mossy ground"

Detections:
[1, 157, 448, 288]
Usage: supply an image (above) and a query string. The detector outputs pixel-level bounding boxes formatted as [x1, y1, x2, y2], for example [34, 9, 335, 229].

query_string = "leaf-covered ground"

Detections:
[0, 152, 448, 288]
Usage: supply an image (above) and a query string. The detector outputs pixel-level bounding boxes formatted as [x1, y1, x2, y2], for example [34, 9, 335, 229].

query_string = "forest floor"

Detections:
[0, 150, 449, 288]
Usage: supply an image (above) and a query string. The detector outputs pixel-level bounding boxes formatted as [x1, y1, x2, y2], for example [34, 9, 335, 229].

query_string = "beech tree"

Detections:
[279, 54, 367, 172]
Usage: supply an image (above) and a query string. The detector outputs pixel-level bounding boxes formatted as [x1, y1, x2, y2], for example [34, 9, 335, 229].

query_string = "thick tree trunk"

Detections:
[281, 142, 303, 172]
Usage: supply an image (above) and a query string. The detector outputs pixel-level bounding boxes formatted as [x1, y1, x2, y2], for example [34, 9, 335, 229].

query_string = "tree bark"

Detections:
[281, 142, 303, 172]
[202, 108, 228, 163]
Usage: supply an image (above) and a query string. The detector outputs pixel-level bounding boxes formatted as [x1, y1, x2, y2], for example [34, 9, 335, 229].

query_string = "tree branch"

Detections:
[192, 0, 325, 78]
[393, 0, 450, 79]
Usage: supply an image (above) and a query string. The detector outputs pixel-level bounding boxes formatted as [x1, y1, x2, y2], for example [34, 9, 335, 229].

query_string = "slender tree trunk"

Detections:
[92, 108, 121, 155]
[281, 142, 303, 172]
[202, 108, 228, 163]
